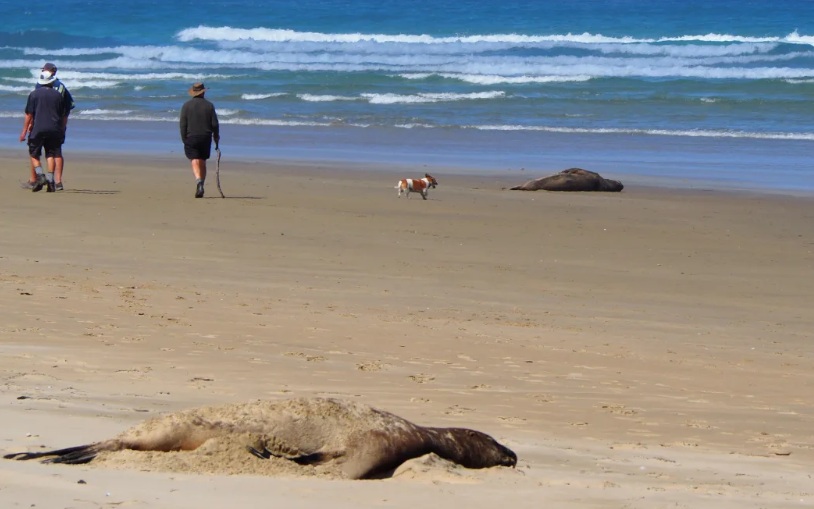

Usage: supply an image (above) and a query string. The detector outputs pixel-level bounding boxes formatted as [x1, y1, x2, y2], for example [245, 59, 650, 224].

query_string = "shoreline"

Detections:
[2, 117, 813, 196]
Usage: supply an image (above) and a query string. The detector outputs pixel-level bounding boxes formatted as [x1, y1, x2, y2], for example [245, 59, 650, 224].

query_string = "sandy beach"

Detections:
[1, 151, 813, 508]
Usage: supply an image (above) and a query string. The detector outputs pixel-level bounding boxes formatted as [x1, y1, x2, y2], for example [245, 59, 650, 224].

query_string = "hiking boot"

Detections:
[46, 180, 56, 193]
[31, 174, 47, 193]
[195, 182, 204, 198]
[55, 182, 64, 191]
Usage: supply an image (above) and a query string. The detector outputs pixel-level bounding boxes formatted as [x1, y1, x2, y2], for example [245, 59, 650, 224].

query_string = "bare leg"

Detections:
[29, 156, 41, 175]
[46, 156, 56, 190]
[27, 155, 47, 191]
[29, 158, 37, 183]
[55, 156, 64, 184]
[191, 159, 207, 198]
[191, 159, 207, 181]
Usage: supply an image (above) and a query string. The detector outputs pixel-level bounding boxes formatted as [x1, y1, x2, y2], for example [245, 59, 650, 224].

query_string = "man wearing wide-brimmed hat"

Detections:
[179, 82, 220, 198]
[19, 70, 72, 193]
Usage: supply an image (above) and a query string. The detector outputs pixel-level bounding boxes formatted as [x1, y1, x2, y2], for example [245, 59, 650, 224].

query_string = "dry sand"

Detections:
[1, 151, 813, 508]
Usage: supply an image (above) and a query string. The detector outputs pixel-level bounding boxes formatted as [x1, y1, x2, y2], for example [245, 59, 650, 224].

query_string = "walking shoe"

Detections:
[20, 180, 37, 190]
[31, 174, 47, 193]
[46, 180, 56, 193]
[55, 182, 64, 191]
[195, 181, 204, 198]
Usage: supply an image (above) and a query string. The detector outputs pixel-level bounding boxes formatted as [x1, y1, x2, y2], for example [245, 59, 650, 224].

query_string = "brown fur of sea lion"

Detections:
[4, 397, 517, 479]
[510, 168, 624, 192]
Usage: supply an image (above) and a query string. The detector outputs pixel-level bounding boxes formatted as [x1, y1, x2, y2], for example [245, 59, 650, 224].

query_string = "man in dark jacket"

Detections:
[180, 82, 220, 198]
[20, 71, 71, 193]
[23, 63, 75, 191]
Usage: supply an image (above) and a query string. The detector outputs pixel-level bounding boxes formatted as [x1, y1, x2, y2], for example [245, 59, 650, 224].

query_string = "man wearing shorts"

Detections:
[20, 71, 70, 193]
[26, 63, 75, 191]
[179, 82, 220, 198]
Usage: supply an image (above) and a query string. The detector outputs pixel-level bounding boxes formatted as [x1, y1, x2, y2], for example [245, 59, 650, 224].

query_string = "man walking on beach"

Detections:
[179, 82, 219, 198]
[20, 71, 71, 193]
[23, 63, 75, 191]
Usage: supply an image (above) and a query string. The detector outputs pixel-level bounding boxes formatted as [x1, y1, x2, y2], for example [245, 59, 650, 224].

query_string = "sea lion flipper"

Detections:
[246, 445, 271, 460]
[4, 444, 96, 463]
[245, 445, 341, 466]
[44, 445, 99, 464]
[288, 451, 341, 466]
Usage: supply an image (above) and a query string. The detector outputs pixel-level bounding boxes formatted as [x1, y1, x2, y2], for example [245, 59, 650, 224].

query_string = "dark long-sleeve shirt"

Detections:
[179, 96, 219, 141]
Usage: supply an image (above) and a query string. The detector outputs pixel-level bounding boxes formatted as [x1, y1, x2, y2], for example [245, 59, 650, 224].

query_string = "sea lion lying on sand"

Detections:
[5, 397, 517, 479]
[511, 168, 624, 192]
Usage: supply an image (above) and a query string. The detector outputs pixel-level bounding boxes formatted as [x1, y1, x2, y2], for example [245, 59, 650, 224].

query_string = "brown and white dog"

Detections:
[395, 173, 438, 200]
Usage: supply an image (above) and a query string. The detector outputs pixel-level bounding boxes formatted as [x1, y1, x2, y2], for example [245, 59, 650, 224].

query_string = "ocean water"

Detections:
[1, 0, 813, 191]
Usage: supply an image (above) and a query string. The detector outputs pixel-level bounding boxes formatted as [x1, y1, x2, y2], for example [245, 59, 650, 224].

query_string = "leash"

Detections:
[215, 144, 225, 198]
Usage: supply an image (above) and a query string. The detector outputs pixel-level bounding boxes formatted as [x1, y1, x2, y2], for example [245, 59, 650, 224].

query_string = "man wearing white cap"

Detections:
[20, 71, 71, 193]
[22, 63, 75, 191]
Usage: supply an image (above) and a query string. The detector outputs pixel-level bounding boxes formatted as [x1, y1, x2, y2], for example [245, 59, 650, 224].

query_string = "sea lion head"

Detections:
[446, 428, 517, 469]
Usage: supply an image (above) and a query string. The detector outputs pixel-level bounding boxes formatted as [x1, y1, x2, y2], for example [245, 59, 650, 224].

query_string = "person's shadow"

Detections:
[63, 189, 120, 195]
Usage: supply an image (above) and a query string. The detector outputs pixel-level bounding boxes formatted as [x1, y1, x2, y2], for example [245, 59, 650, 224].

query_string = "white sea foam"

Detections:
[6, 28, 811, 83]
[361, 91, 505, 104]
[595, 42, 779, 57]
[298, 94, 357, 102]
[78, 109, 135, 115]
[66, 80, 121, 89]
[469, 124, 814, 141]
[1, 106, 811, 141]
[43, 112, 178, 122]
[223, 118, 332, 127]
[176, 26, 814, 47]
[241, 93, 287, 100]
[399, 73, 593, 85]
[1, 22, 810, 147]
[0, 84, 33, 93]
[394, 123, 436, 129]
[8, 51, 807, 82]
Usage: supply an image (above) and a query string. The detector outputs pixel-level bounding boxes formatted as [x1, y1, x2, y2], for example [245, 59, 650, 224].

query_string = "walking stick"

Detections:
[215, 143, 225, 198]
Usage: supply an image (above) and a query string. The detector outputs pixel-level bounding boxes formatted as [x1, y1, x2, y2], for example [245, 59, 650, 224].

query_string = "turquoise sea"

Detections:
[1, 0, 813, 192]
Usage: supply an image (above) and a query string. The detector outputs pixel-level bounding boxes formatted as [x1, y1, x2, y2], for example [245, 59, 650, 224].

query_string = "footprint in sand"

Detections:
[356, 361, 387, 372]
[408, 374, 435, 384]
[601, 404, 638, 416]
[284, 352, 326, 362]
[444, 405, 474, 416]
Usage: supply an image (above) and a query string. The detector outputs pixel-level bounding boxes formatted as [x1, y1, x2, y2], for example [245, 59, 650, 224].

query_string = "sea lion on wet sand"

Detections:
[4, 397, 517, 479]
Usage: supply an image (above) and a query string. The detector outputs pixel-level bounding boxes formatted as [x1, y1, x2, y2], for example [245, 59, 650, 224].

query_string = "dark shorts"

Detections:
[184, 135, 212, 160]
[28, 131, 63, 158]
